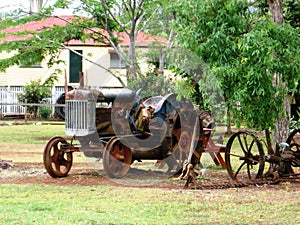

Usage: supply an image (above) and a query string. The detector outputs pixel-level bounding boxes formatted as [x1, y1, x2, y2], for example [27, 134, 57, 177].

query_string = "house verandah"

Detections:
[0, 86, 65, 118]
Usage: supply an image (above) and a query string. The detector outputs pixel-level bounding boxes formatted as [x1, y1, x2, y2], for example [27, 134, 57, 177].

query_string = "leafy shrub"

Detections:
[39, 107, 52, 118]
[18, 74, 58, 118]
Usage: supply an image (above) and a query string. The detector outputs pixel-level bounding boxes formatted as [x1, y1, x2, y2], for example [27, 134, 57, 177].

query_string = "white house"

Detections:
[0, 16, 168, 115]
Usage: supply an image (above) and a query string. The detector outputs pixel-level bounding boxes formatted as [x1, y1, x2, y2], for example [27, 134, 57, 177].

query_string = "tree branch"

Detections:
[101, 0, 130, 36]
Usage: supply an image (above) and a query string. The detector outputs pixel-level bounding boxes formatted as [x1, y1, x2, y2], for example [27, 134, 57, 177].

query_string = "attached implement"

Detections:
[177, 128, 300, 188]
[224, 129, 300, 182]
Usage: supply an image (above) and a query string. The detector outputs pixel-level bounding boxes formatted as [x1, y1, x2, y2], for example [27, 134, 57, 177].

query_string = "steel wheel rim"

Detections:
[286, 129, 300, 171]
[225, 131, 265, 181]
[103, 137, 132, 178]
[43, 136, 72, 178]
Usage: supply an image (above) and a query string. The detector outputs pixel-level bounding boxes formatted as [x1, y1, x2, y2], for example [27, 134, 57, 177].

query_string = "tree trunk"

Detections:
[30, 0, 43, 13]
[273, 92, 290, 145]
[159, 28, 174, 73]
[265, 128, 274, 154]
[268, 0, 283, 25]
[226, 101, 232, 135]
[127, 32, 137, 79]
[268, 0, 290, 147]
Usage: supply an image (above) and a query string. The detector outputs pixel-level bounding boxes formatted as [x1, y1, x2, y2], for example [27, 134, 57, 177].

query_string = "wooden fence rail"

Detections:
[0, 86, 65, 116]
[0, 102, 65, 122]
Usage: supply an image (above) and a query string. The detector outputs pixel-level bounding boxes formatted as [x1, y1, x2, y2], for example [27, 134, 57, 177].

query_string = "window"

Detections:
[110, 52, 125, 68]
[69, 50, 83, 83]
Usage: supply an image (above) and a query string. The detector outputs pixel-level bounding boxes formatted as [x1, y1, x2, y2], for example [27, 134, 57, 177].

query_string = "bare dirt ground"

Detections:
[0, 161, 185, 188]
[0, 138, 300, 191]
[1, 157, 300, 192]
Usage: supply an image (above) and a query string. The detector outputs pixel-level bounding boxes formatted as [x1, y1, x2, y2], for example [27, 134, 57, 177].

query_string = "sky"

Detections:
[0, 1, 34, 12]
[0, 0, 77, 16]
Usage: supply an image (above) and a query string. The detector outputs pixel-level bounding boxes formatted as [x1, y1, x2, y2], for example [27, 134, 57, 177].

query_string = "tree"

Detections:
[257, 0, 300, 29]
[18, 73, 58, 118]
[284, 0, 300, 29]
[77, 0, 174, 79]
[141, 2, 175, 73]
[256, 0, 300, 147]
[172, 0, 252, 133]
[172, 0, 300, 148]
[267, 0, 288, 148]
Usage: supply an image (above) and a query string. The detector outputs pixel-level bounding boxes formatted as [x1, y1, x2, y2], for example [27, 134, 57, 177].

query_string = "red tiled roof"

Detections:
[3, 16, 75, 33]
[2, 15, 167, 47]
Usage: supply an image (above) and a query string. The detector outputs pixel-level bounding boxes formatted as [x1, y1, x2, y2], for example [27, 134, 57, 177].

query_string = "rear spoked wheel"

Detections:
[103, 137, 132, 178]
[225, 131, 265, 181]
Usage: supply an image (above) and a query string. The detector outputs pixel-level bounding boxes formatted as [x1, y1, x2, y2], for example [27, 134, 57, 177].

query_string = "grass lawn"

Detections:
[0, 120, 299, 224]
[0, 121, 66, 144]
[0, 183, 299, 225]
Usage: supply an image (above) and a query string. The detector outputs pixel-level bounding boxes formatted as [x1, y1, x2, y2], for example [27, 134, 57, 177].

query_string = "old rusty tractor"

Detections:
[43, 87, 225, 180]
[43, 86, 300, 188]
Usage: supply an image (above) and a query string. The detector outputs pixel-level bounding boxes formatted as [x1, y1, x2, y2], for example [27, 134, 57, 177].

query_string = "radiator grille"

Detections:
[65, 100, 96, 136]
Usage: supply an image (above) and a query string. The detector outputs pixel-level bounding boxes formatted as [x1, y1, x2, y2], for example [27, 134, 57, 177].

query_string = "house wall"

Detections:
[0, 46, 127, 88]
[0, 45, 170, 88]
[0, 50, 66, 86]
[78, 46, 126, 87]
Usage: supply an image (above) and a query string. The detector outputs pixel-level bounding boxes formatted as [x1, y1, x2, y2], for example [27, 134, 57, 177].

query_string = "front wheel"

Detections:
[43, 136, 73, 178]
[225, 131, 265, 181]
[103, 137, 132, 178]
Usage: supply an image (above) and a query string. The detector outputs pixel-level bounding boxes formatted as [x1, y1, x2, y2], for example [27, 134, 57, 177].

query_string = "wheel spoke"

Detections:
[51, 151, 58, 163]
[109, 156, 122, 171]
[228, 152, 245, 159]
[243, 135, 249, 152]
[60, 156, 72, 168]
[248, 139, 255, 153]
[286, 129, 300, 175]
[291, 143, 300, 152]
[54, 161, 61, 172]
[247, 163, 252, 179]
[234, 161, 246, 179]
[238, 135, 247, 155]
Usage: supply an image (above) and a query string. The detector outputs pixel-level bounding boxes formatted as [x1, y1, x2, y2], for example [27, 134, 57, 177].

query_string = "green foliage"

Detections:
[233, 20, 300, 130]
[257, 0, 300, 29]
[39, 106, 52, 118]
[128, 72, 175, 98]
[18, 74, 58, 118]
[284, 0, 300, 29]
[142, 1, 174, 37]
[167, 48, 212, 108]
[172, 0, 300, 131]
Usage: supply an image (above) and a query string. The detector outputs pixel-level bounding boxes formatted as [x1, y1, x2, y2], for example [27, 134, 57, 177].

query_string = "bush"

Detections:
[18, 74, 58, 118]
[39, 107, 52, 119]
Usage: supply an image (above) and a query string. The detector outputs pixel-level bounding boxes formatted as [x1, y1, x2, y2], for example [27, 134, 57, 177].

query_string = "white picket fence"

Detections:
[0, 86, 65, 116]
